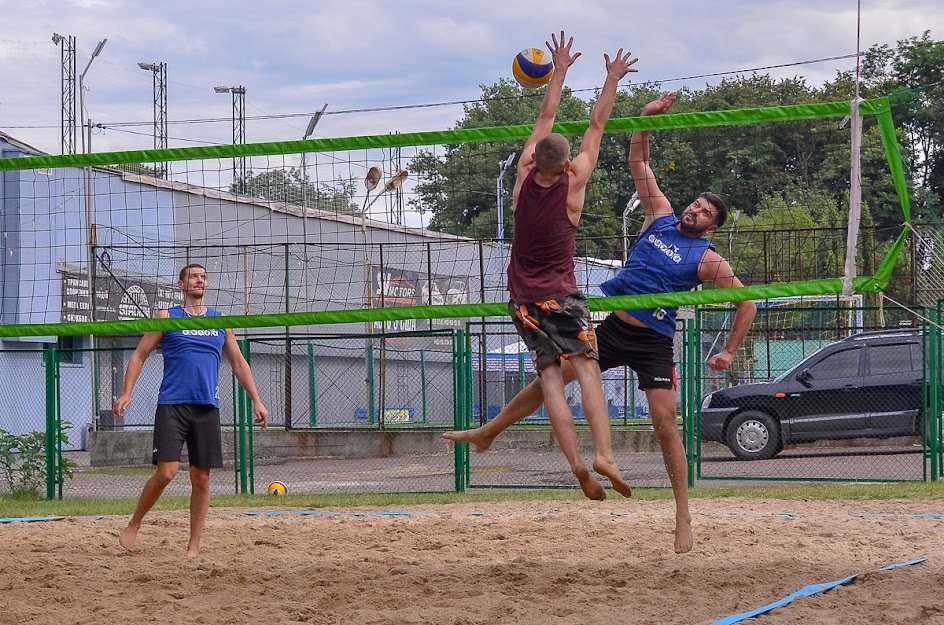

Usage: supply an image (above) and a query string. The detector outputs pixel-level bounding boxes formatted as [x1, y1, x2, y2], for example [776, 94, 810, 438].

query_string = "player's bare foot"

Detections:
[186, 545, 200, 558]
[674, 513, 693, 554]
[574, 465, 606, 501]
[592, 459, 633, 498]
[442, 429, 494, 452]
[119, 524, 139, 550]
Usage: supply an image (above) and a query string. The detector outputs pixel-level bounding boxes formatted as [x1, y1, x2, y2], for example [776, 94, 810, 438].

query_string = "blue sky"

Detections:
[2, 0, 941, 158]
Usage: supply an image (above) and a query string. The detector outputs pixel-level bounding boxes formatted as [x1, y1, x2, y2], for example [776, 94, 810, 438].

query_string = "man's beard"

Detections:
[678, 215, 709, 236]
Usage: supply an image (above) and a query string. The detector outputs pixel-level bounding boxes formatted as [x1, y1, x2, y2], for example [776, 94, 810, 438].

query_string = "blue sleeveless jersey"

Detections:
[599, 215, 714, 338]
[157, 306, 226, 406]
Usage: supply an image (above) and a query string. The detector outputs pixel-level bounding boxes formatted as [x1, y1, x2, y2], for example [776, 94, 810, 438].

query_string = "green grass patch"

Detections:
[2, 481, 944, 520]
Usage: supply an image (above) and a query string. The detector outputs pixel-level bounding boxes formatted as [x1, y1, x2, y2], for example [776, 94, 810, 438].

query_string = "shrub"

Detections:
[0, 428, 77, 499]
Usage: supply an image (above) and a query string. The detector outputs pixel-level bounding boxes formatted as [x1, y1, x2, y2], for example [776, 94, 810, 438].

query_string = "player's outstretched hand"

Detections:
[546, 30, 581, 72]
[641, 92, 677, 116]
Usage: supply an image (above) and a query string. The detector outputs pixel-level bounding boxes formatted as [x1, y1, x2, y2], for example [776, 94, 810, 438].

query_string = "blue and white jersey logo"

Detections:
[647, 233, 682, 263]
[182, 329, 220, 337]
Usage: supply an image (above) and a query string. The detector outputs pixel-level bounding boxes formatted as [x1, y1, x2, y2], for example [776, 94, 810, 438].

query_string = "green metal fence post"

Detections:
[232, 381, 240, 494]
[420, 349, 428, 424]
[308, 341, 318, 427]
[452, 329, 466, 493]
[43, 348, 58, 500]
[684, 317, 698, 488]
[366, 342, 376, 425]
[929, 304, 942, 481]
[56, 351, 64, 500]
[243, 339, 255, 494]
[236, 339, 249, 494]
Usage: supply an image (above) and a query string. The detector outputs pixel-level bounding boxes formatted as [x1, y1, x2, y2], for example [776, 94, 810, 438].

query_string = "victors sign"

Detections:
[372, 268, 469, 339]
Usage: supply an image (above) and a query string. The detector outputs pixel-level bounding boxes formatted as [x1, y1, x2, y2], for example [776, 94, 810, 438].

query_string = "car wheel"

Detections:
[725, 410, 781, 461]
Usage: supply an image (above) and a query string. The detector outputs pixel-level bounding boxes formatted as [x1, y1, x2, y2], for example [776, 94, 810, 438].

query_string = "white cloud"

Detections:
[1, 0, 942, 157]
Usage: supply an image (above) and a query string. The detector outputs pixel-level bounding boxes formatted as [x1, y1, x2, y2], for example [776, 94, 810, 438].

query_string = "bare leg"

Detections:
[646, 388, 693, 554]
[186, 466, 212, 558]
[540, 363, 606, 501]
[570, 356, 633, 498]
[120, 460, 179, 550]
[442, 376, 546, 450]
[443, 361, 581, 450]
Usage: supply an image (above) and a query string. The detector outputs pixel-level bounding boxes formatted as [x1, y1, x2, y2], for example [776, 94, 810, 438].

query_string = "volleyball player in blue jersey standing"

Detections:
[114, 263, 268, 558]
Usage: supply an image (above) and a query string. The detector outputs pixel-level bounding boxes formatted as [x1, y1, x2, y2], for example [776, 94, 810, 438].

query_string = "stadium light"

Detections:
[79, 38, 107, 154]
[621, 192, 640, 262]
[214, 85, 247, 187]
[365, 166, 382, 192]
[299, 103, 329, 293]
[77, 36, 107, 432]
[138, 61, 168, 177]
[300, 103, 329, 207]
[496, 152, 516, 287]
[383, 169, 408, 193]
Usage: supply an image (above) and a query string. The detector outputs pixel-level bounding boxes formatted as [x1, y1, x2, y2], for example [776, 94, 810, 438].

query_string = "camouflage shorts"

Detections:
[509, 293, 598, 373]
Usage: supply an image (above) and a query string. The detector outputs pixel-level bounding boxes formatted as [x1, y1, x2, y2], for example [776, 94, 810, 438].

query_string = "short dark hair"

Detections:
[179, 263, 206, 281]
[534, 133, 570, 174]
[700, 192, 729, 228]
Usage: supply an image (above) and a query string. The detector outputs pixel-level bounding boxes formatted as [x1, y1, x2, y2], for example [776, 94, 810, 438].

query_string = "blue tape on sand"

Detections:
[245, 510, 425, 518]
[711, 558, 927, 625]
[854, 513, 944, 518]
[0, 516, 64, 523]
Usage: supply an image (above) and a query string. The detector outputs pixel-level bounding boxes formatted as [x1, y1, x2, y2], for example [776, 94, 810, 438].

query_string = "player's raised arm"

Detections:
[630, 93, 677, 229]
[570, 47, 638, 186]
[516, 31, 581, 179]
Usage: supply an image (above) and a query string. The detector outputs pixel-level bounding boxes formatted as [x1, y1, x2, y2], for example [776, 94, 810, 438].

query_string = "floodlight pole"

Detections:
[78, 37, 106, 433]
[496, 153, 515, 290]
[214, 85, 247, 189]
[621, 192, 640, 263]
[299, 103, 328, 276]
[138, 62, 168, 178]
[78, 39, 106, 155]
[52, 33, 76, 155]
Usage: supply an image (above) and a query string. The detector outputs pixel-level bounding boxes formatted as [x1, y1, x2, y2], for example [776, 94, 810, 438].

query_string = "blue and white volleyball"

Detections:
[512, 48, 554, 89]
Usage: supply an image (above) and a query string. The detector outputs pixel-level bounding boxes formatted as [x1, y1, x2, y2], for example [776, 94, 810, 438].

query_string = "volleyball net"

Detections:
[0, 95, 916, 343]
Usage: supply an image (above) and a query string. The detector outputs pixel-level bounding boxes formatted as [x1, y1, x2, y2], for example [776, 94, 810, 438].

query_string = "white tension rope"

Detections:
[842, 0, 864, 296]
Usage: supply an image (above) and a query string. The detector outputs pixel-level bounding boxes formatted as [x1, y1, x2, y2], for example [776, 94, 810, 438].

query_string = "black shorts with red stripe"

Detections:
[596, 313, 676, 390]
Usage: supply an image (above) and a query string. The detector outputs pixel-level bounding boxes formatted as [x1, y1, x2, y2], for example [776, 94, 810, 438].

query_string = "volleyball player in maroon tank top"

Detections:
[505, 31, 638, 501]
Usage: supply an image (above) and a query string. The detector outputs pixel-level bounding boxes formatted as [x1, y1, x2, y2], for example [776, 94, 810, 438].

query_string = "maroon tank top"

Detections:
[507, 168, 578, 302]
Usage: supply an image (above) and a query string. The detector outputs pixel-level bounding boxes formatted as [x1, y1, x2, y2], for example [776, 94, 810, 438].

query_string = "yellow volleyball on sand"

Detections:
[512, 47, 554, 89]
[267, 481, 287, 496]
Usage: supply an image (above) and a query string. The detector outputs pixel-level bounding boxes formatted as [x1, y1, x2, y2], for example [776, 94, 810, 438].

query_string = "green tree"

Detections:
[860, 31, 944, 212]
[231, 168, 359, 215]
[411, 79, 589, 239]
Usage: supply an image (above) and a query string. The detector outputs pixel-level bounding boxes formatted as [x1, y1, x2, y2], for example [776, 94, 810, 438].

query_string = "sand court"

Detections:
[2, 497, 943, 625]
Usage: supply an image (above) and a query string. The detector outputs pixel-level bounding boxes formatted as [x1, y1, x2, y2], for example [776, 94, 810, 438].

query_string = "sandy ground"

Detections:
[2, 497, 943, 625]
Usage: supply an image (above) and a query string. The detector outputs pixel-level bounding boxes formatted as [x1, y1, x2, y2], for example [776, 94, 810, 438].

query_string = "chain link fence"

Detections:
[3, 303, 944, 500]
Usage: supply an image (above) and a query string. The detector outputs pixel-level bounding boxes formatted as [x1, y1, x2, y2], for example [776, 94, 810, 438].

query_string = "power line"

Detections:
[5, 53, 865, 133]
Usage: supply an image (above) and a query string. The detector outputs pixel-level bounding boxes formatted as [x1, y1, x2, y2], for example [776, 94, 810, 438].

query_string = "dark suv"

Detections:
[700, 330, 925, 460]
